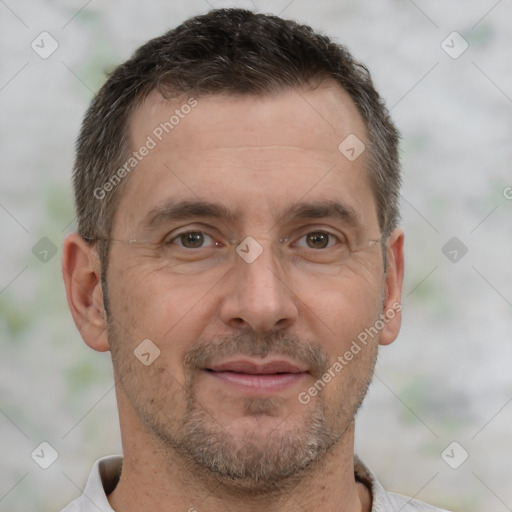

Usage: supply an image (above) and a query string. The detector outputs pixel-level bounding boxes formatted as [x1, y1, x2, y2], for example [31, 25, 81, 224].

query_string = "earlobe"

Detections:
[62, 233, 110, 352]
[379, 228, 404, 346]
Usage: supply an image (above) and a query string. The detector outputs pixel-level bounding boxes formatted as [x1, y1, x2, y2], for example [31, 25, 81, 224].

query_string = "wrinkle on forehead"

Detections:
[114, 80, 378, 240]
[129, 80, 367, 153]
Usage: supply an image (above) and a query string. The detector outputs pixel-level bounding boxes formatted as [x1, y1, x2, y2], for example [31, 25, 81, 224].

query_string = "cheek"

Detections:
[107, 261, 219, 359]
[294, 266, 384, 336]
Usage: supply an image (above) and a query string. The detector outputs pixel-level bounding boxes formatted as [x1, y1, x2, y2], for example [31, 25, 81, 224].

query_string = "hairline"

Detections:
[99, 80, 387, 250]
[96, 85, 395, 307]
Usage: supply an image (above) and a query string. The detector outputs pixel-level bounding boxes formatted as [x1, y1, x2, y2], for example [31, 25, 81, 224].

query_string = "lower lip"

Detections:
[206, 370, 307, 392]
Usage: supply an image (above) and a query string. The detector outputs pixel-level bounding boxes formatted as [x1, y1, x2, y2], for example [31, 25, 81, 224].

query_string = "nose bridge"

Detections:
[240, 237, 283, 294]
[219, 235, 298, 332]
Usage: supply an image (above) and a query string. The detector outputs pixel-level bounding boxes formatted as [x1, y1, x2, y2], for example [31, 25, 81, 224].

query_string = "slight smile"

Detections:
[204, 359, 309, 393]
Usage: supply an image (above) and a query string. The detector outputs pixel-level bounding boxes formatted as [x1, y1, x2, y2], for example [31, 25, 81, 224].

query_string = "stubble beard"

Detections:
[109, 327, 378, 494]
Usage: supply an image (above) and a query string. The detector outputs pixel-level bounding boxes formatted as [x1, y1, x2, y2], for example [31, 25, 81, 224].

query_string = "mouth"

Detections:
[203, 359, 309, 393]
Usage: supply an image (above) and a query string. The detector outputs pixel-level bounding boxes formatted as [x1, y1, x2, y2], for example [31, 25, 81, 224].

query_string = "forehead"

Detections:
[113, 81, 377, 235]
[132, 81, 365, 154]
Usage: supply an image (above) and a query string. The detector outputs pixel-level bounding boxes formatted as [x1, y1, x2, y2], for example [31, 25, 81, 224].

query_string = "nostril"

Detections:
[231, 318, 247, 328]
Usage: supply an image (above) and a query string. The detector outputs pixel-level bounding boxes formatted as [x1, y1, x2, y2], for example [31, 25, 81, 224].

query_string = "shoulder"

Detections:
[386, 491, 452, 511]
[60, 500, 80, 512]
[58, 455, 122, 512]
[354, 456, 453, 512]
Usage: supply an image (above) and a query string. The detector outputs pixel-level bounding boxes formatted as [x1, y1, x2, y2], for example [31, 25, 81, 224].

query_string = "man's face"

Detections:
[104, 83, 400, 490]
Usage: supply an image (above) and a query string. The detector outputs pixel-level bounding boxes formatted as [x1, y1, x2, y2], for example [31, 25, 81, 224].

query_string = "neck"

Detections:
[108, 390, 371, 512]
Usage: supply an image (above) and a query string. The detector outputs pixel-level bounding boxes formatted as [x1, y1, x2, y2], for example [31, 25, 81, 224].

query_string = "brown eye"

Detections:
[294, 231, 340, 250]
[305, 232, 331, 249]
[170, 231, 216, 249]
[180, 232, 204, 248]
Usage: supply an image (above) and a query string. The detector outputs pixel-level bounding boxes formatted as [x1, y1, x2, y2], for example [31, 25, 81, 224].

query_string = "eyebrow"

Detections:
[142, 198, 363, 231]
[278, 200, 363, 230]
[144, 199, 242, 230]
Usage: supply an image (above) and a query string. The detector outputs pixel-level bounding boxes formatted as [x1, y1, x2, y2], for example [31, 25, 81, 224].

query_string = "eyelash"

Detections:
[166, 229, 345, 250]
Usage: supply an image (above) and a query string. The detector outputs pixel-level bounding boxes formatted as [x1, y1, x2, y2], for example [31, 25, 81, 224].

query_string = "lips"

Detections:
[204, 359, 308, 392]
[206, 360, 306, 375]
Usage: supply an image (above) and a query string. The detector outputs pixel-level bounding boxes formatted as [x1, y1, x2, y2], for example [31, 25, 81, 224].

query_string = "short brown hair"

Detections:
[73, 8, 401, 266]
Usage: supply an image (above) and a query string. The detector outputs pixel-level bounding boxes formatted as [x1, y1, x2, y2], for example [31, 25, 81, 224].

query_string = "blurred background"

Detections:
[1, 1, 511, 511]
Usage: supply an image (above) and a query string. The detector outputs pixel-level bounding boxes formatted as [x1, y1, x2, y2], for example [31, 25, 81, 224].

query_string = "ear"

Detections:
[379, 228, 404, 346]
[62, 233, 110, 352]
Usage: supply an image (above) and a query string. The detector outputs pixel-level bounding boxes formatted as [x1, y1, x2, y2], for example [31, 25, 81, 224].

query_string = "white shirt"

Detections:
[60, 455, 451, 511]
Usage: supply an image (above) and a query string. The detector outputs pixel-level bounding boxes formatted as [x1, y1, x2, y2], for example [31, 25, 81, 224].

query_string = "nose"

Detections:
[218, 239, 299, 332]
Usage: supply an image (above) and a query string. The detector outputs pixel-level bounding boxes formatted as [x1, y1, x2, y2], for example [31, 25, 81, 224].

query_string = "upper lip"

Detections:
[206, 359, 307, 375]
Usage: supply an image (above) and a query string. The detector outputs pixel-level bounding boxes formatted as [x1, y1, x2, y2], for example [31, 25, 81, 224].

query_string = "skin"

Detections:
[63, 80, 404, 512]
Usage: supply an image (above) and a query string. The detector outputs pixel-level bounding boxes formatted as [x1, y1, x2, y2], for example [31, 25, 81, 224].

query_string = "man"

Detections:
[61, 8, 450, 512]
